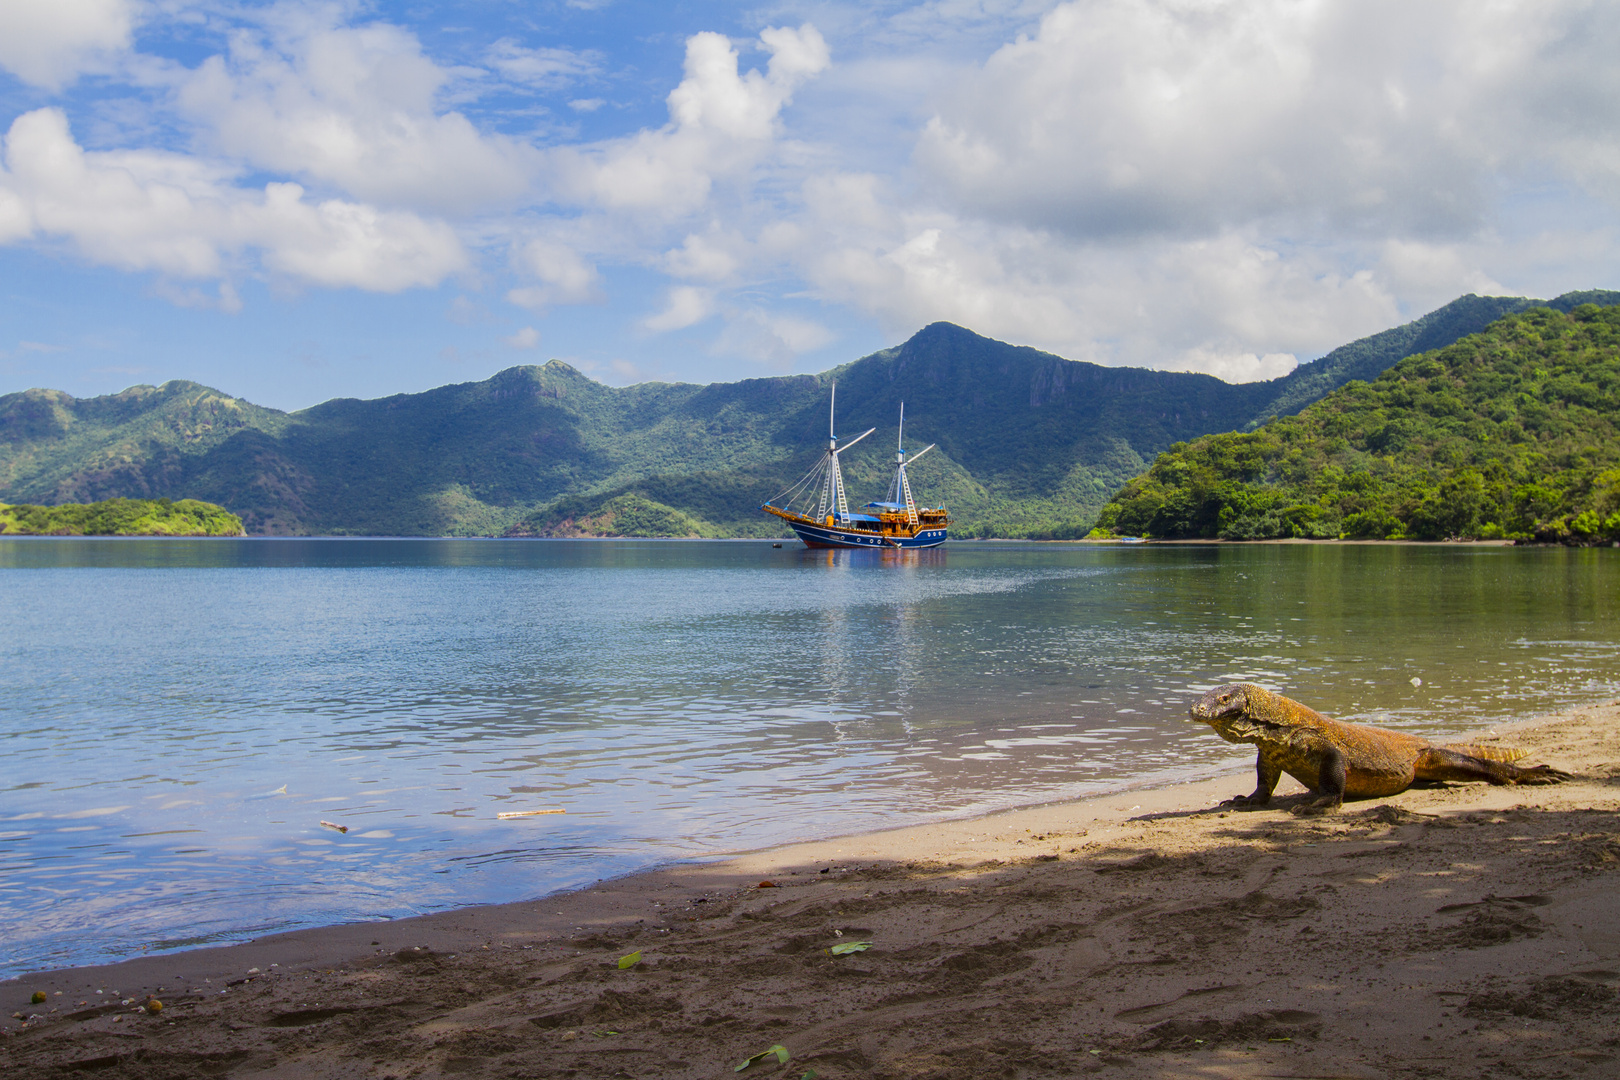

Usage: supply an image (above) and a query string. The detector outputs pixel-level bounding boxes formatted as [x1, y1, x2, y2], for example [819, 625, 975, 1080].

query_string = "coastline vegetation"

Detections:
[0, 497, 245, 536]
[1091, 305, 1620, 543]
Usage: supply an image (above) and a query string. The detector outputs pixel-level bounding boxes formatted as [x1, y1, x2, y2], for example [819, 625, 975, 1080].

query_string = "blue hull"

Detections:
[786, 520, 947, 549]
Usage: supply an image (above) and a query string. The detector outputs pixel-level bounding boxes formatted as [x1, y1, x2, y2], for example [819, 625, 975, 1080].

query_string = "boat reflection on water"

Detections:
[799, 544, 949, 568]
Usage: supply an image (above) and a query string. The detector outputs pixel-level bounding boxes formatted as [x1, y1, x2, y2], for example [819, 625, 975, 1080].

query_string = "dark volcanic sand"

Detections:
[3, 703, 1618, 1080]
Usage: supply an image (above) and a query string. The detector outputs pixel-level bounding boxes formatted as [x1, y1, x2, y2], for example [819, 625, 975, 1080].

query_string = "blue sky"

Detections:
[2, 0, 1619, 411]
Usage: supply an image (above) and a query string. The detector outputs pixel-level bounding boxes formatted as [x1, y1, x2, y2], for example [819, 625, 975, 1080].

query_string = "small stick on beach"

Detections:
[497, 809, 567, 819]
[318, 821, 348, 833]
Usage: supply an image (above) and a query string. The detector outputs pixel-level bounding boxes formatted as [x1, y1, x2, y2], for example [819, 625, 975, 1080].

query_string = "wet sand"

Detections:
[3, 700, 1617, 1079]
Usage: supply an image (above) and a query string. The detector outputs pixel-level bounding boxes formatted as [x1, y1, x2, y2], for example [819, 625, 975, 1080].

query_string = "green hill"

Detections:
[0, 497, 244, 536]
[2, 290, 1614, 537]
[1092, 304, 1620, 543]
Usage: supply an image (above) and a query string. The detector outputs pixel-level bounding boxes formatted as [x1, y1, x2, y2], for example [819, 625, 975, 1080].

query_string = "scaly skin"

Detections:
[1189, 683, 1568, 814]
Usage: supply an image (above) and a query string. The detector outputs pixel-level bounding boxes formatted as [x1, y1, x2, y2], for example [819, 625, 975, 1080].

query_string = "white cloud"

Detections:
[794, 185, 1406, 379]
[667, 26, 828, 140]
[914, 0, 1620, 242]
[1168, 348, 1297, 383]
[728, 0, 1620, 381]
[661, 231, 742, 282]
[548, 24, 829, 214]
[642, 286, 714, 332]
[711, 307, 835, 367]
[6, 1, 1620, 385]
[260, 182, 467, 290]
[0, 0, 135, 90]
[175, 16, 540, 215]
[506, 237, 602, 309]
[1376, 239, 1507, 307]
[484, 39, 598, 87]
[151, 279, 243, 313]
[0, 108, 467, 292]
[503, 325, 540, 348]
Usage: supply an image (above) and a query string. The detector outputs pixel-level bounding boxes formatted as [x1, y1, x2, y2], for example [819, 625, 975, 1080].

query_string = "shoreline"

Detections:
[5, 697, 1617, 1078]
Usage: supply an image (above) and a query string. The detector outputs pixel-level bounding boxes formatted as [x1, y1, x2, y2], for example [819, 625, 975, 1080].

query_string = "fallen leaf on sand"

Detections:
[735, 1044, 790, 1071]
[618, 951, 642, 969]
[828, 940, 873, 956]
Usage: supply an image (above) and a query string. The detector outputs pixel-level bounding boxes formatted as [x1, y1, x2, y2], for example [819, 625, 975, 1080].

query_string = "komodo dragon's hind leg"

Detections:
[1414, 747, 1569, 786]
[1290, 743, 1347, 815]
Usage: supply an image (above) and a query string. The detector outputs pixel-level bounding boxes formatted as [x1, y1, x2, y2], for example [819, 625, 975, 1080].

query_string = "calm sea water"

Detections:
[2, 539, 1617, 977]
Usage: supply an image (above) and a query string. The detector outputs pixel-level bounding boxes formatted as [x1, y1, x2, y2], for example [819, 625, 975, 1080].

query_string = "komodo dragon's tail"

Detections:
[1433, 743, 1568, 785]
[1439, 744, 1531, 764]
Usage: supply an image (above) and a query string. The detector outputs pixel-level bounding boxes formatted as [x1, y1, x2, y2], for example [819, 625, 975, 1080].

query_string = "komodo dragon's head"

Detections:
[1188, 682, 1272, 742]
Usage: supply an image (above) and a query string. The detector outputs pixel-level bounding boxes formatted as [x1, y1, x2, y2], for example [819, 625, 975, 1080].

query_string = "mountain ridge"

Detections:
[4, 290, 1615, 537]
[1092, 303, 1620, 542]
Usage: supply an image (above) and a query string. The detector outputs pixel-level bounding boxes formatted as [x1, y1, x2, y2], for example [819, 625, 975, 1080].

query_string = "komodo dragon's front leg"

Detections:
[1221, 751, 1283, 807]
[1223, 742, 1350, 814]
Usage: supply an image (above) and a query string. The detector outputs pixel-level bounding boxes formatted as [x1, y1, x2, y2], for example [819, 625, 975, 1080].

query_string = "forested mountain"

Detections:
[1093, 304, 1620, 543]
[1, 290, 1613, 537]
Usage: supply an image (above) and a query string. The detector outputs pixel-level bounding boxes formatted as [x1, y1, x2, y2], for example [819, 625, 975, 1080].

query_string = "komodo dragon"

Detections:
[1189, 682, 1567, 814]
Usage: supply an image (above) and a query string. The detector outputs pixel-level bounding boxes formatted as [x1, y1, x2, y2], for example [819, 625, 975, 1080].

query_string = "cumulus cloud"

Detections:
[794, 172, 1405, 378]
[0, 108, 467, 291]
[661, 231, 742, 282]
[0, 0, 136, 90]
[7, 1, 1620, 384]
[1169, 347, 1297, 383]
[548, 24, 829, 214]
[506, 237, 602, 309]
[175, 15, 540, 214]
[711, 307, 835, 367]
[503, 325, 540, 348]
[721, 0, 1620, 380]
[914, 0, 1620, 242]
[642, 286, 714, 332]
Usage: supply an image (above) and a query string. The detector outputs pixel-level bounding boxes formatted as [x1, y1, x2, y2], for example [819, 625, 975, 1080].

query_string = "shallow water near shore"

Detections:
[1, 538, 1616, 978]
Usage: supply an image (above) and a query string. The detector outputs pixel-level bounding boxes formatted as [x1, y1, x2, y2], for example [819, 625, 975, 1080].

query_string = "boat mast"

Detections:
[816, 384, 843, 520]
[814, 383, 874, 523]
[897, 404, 917, 525]
[890, 402, 934, 527]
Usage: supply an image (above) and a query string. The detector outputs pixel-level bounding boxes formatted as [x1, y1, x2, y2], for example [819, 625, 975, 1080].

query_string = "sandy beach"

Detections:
[3, 699, 1617, 1080]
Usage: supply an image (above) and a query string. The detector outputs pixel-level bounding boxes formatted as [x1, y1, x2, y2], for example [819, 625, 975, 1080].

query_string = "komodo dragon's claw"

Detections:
[1288, 796, 1342, 816]
[1511, 764, 1571, 785]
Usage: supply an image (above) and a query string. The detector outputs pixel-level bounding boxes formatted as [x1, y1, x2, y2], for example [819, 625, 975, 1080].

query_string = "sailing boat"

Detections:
[761, 387, 950, 548]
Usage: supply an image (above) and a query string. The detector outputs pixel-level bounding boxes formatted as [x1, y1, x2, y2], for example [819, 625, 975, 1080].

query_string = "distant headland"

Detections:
[0, 498, 244, 537]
